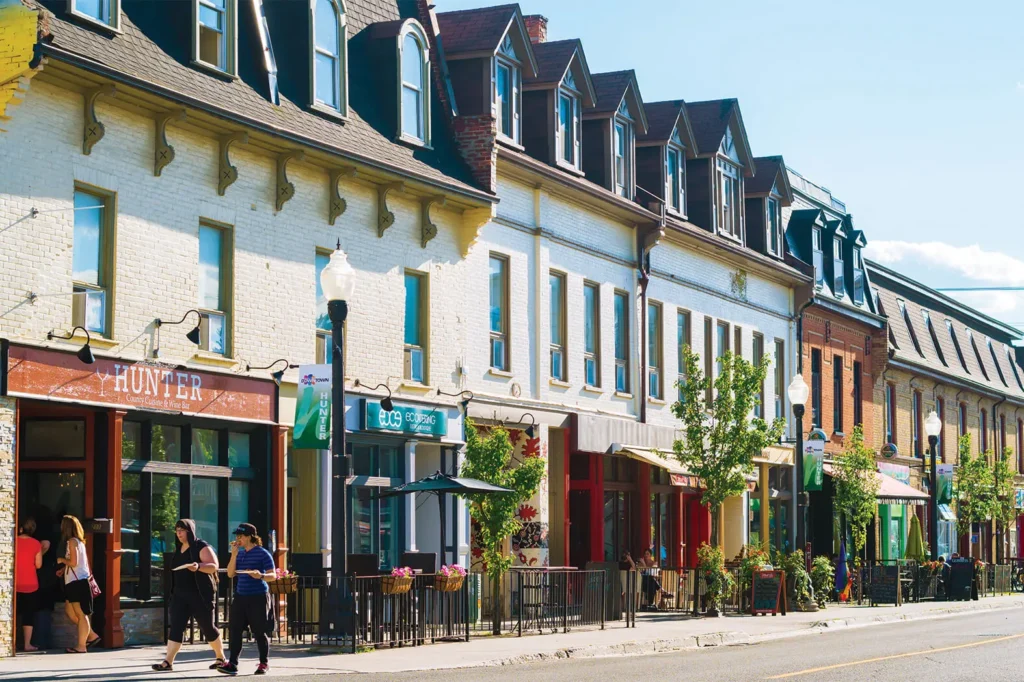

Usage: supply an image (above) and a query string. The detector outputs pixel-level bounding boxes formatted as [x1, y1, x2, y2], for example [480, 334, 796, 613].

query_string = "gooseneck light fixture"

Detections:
[437, 388, 474, 414]
[515, 413, 537, 439]
[357, 380, 394, 412]
[48, 326, 96, 365]
[246, 358, 297, 386]
[154, 309, 203, 354]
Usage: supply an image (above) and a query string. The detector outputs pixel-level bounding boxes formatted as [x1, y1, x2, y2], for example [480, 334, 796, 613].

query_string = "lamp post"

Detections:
[925, 410, 942, 561]
[788, 374, 810, 553]
[319, 244, 357, 623]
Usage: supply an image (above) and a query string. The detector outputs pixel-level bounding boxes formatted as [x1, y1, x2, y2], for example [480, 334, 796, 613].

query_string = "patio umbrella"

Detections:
[835, 540, 850, 602]
[380, 471, 512, 569]
[904, 514, 926, 563]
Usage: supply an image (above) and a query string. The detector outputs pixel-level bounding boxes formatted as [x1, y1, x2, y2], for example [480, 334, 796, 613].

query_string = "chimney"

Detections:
[523, 14, 547, 44]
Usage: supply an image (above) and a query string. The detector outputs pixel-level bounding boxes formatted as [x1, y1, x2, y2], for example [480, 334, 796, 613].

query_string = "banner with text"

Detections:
[936, 464, 954, 505]
[293, 364, 332, 449]
[803, 438, 825, 491]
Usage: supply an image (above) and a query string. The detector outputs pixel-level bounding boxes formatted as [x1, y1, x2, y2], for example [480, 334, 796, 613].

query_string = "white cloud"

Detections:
[865, 241, 1024, 287]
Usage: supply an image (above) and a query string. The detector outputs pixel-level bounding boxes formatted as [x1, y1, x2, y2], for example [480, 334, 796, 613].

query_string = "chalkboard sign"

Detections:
[750, 569, 787, 616]
[947, 558, 974, 601]
[870, 564, 901, 606]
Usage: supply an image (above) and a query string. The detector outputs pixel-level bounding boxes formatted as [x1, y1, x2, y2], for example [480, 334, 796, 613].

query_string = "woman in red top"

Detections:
[15, 517, 48, 652]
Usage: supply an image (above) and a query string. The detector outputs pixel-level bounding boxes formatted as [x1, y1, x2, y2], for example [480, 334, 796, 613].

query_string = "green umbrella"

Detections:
[904, 514, 926, 563]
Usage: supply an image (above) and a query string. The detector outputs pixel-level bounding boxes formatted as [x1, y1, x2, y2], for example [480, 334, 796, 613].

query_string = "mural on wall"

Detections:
[469, 426, 549, 572]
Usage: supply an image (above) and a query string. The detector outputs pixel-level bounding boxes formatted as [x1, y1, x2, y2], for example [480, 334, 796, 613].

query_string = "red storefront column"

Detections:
[637, 463, 651, 556]
[671, 492, 684, 567]
[104, 410, 126, 648]
[271, 425, 288, 569]
[590, 455, 604, 563]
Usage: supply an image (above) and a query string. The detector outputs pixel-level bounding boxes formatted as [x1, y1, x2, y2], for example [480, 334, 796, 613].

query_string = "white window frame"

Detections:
[69, 0, 120, 30]
[549, 271, 567, 382]
[666, 145, 685, 215]
[716, 158, 742, 240]
[404, 269, 428, 384]
[613, 118, 633, 198]
[583, 281, 600, 388]
[812, 227, 824, 289]
[557, 89, 580, 169]
[309, 0, 348, 117]
[766, 196, 781, 256]
[197, 221, 233, 357]
[833, 237, 845, 297]
[852, 247, 866, 304]
[495, 38, 521, 144]
[192, 0, 237, 76]
[397, 22, 431, 146]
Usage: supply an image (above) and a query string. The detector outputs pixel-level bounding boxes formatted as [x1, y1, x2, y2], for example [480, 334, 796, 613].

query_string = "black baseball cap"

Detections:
[232, 523, 258, 537]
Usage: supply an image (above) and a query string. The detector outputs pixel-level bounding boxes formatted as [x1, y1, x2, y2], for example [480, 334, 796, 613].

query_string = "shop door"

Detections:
[569, 490, 590, 568]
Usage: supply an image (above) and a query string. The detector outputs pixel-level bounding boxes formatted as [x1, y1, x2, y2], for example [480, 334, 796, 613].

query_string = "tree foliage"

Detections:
[992, 448, 1017, 532]
[954, 435, 993, 536]
[832, 425, 880, 555]
[671, 348, 785, 547]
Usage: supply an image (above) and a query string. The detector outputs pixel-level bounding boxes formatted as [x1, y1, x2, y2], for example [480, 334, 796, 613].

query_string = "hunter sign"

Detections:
[293, 364, 332, 449]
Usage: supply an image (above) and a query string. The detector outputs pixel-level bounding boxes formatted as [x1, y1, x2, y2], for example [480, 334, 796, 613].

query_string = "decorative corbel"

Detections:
[217, 131, 249, 196]
[421, 195, 446, 248]
[377, 182, 404, 238]
[275, 150, 306, 211]
[637, 223, 664, 275]
[82, 84, 116, 155]
[154, 109, 187, 177]
[458, 204, 496, 257]
[328, 166, 357, 226]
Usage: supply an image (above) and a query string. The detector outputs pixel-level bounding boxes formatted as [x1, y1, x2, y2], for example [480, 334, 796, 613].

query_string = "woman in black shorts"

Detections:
[152, 519, 225, 672]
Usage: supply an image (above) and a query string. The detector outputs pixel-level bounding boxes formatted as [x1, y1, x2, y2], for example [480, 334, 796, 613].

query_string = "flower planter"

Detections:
[269, 575, 298, 595]
[381, 575, 414, 595]
[435, 574, 465, 593]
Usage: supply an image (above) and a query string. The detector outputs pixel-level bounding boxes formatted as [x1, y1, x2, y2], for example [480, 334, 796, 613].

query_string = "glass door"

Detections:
[348, 442, 403, 570]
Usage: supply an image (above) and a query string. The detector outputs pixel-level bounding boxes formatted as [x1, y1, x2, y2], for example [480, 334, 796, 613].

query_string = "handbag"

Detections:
[69, 565, 102, 598]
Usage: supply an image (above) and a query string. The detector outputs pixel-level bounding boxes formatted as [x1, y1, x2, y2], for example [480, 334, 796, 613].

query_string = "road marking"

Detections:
[766, 633, 1024, 679]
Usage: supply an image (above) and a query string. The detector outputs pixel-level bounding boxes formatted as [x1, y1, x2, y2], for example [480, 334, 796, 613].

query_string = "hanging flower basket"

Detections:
[381, 575, 414, 595]
[434, 574, 465, 593]
[269, 575, 298, 595]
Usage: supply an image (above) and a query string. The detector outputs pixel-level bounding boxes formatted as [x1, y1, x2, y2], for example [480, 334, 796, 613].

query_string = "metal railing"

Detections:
[468, 569, 609, 636]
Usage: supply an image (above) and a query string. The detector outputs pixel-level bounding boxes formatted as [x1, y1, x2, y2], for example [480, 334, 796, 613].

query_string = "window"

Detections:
[774, 340, 785, 420]
[852, 247, 866, 304]
[812, 228, 823, 288]
[489, 254, 509, 371]
[999, 413, 1006, 456]
[981, 409, 988, 452]
[898, 299, 923, 357]
[767, 197, 781, 256]
[968, 331, 989, 380]
[734, 326, 743, 359]
[936, 398, 945, 461]
[194, 0, 236, 74]
[988, 339, 1008, 386]
[614, 121, 630, 197]
[584, 282, 600, 387]
[495, 39, 520, 143]
[558, 91, 580, 168]
[313, 0, 346, 114]
[833, 238, 845, 296]
[198, 223, 231, 355]
[717, 159, 742, 238]
[853, 361, 862, 427]
[885, 383, 896, 444]
[399, 26, 430, 144]
[71, 188, 113, 337]
[614, 291, 630, 393]
[349, 443, 404, 568]
[704, 317, 714, 404]
[716, 321, 730, 377]
[677, 310, 691, 402]
[70, 0, 118, 28]
[912, 390, 922, 457]
[958, 402, 967, 442]
[923, 311, 946, 366]
[667, 147, 684, 214]
[404, 271, 427, 383]
[1009, 350, 1024, 391]
[648, 302, 663, 399]
[833, 356, 844, 434]
[948, 320, 969, 373]
[315, 250, 331, 364]
[811, 349, 822, 428]
[753, 334, 765, 419]
[550, 272, 567, 382]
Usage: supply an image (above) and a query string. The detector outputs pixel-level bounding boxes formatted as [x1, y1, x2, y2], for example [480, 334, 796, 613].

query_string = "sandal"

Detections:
[152, 660, 173, 672]
[210, 658, 226, 670]
[65, 648, 87, 654]
[86, 636, 101, 648]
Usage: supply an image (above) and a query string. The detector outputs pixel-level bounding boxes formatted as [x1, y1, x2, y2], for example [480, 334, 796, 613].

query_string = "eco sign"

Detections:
[363, 400, 447, 438]
[293, 364, 332, 449]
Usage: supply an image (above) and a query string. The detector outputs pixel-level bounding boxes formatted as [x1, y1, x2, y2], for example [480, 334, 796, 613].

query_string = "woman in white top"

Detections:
[56, 515, 100, 653]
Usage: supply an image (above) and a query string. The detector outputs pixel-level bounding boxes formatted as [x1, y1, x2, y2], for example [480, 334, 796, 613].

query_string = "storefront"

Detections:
[748, 446, 795, 555]
[2, 341, 280, 649]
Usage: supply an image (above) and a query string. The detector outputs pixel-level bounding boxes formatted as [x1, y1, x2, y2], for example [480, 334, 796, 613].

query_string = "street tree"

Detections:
[954, 435, 993, 538]
[460, 418, 545, 634]
[992, 448, 1016, 562]
[832, 425, 881, 558]
[671, 349, 785, 547]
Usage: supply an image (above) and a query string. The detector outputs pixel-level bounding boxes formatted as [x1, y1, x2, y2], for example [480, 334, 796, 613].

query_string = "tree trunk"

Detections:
[491, 574, 501, 635]
[710, 505, 721, 548]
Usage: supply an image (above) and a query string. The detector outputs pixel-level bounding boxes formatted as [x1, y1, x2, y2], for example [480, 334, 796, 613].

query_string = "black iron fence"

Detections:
[468, 569, 609, 636]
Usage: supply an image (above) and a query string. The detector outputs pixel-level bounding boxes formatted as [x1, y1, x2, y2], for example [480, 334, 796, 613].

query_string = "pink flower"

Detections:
[440, 564, 467, 577]
[391, 566, 413, 578]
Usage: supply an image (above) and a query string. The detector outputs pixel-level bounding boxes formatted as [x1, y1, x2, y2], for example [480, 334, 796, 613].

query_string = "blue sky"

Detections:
[437, 0, 1024, 326]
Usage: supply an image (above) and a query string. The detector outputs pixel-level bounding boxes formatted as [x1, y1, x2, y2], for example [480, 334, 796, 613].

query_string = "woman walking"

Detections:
[16, 517, 49, 651]
[217, 523, 275, 676]
[151, 519, 226, 672]
[56, 515, 99, 653]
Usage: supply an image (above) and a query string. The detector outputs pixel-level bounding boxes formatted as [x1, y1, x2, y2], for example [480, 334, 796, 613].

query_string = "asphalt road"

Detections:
[257, 609, 1024, 682]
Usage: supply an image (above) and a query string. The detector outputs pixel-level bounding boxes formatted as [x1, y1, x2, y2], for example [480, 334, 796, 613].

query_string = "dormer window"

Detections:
[811, 227, 823, 288]
[968, 330, 989, 380]
[194, 0, 236, 74]
[833, 238, 845, 295]
[613, 100, 634, 198]
[70, 0, 119, 29]
[495, 36, 521, 143]
[312, 0, 347, 115]
[852, 247, 865, 304]
[947, 320, 969, 373]
[767, 196, 781, 256]
[666, 146, 684, 214]
[922, 310, 947, 366]
[988, 339, 1008, 386]
[897, 299, 923, 357]
[558, 73, 581, 168]
[716, 128, 743, 239]
[399, 24, 431, 145]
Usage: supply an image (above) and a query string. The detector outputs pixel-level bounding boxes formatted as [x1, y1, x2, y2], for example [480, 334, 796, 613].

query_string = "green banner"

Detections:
[293, 364, 332, 449]
[363, 400, 447, 437]
[803, 437, 824, 492]
[936, 464, 954, 506]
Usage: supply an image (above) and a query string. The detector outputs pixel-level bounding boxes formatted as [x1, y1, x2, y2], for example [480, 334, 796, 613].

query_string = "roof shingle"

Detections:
[435, 4, 518, 56]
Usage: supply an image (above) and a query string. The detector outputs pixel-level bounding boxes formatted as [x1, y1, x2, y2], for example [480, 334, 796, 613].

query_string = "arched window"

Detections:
[399, 24, 430, 145]
[311, 0, 347, 115]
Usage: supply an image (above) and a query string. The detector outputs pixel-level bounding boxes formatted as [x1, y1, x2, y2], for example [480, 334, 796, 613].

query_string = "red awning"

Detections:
[823, 463, 930, 506]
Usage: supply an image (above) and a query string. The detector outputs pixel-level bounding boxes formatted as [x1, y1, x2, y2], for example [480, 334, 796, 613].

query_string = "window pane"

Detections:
[353, 487, 373, 555]
[314, 0, 339, 53]
[229, 480, 249, 534]
[315, 52, 338, 108]
[550, 273, 564, 346]
[489, 256, 506, 334]
[315, 251, 331, 331]
[228, 432, 250, 467]
[560, 95, 574, 162]
[402, 86, 422, 139]
[122, 421, 142, 460]
[121, 472, 141, 600]
[75, 0, 108, 22]
[402, 34, 422, 88]
[206, 312, 226, 355]
[191, 478, 220, 548]
[192, 428, 219, 466]
[82, 288, 106, 334]
[151, 475, 181, 598]
[614, 293, 627, 361]
[667, 150, 680, 209]
[584, 284, 597, 354]
[648, 304, 660, 367]
[73, 191, 104, 286]
[404, 273, 423, 346]
[199, 225, 223, 311]
[497, 64, 511, 136]
[151, 425, 182, 463]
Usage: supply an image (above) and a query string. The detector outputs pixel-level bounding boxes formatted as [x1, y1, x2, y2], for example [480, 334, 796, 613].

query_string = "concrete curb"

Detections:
[473, 599, 1024, 668]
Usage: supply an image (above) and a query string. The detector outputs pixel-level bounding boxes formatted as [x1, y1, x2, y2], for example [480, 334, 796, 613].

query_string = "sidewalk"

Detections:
[2, 595, 1021, 680]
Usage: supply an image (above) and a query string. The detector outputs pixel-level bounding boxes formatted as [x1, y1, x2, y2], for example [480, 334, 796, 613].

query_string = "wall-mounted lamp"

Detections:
[154, 310, 202, 355]
[438, 388, 474, 414]
[246, 358, 298, 386]
[47, 326, 95, 365]
[355, 379, 394, 411]
[515, 413, 537, 439]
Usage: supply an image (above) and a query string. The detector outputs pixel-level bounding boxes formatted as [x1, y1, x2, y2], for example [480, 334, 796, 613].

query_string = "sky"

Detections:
[436, 0, 1024, 328]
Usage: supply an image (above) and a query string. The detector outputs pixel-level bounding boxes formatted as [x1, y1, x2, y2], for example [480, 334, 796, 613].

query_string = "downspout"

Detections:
[637, 217, 664, 424]
[533, 188, 543, 400]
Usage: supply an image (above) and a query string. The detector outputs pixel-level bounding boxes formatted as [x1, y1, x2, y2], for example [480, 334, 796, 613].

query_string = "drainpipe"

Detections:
[533, 188, 543, 400]
[636, 220, 664, 425]
[795, 299, 814, 375]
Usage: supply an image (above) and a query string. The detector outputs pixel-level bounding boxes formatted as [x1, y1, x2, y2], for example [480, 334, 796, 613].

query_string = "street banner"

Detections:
[1015, 488, 1024, 510]
[293, 364, 332, 449]
[936, 464, 954, 505]
[803, 438, 825, 491]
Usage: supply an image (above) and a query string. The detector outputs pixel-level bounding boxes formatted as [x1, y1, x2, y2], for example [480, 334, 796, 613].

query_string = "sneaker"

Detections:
[255, 663, 269, 675]
[215, 662, 238, 676]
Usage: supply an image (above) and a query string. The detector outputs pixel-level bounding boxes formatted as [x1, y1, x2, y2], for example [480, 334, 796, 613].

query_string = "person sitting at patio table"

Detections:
[637, 549, 666, 610]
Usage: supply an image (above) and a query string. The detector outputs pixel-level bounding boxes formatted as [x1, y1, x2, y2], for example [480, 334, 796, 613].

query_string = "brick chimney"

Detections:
[523, 14, 547, 44]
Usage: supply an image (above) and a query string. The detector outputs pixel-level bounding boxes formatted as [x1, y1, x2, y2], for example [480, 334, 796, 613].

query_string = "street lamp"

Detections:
[787, 374, 810, 553]
[320, 243, 356, 629]
[925, 410, 942, 561]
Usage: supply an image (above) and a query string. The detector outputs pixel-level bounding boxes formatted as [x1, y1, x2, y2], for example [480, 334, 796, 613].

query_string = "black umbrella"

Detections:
[380, 471, 512, 568]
